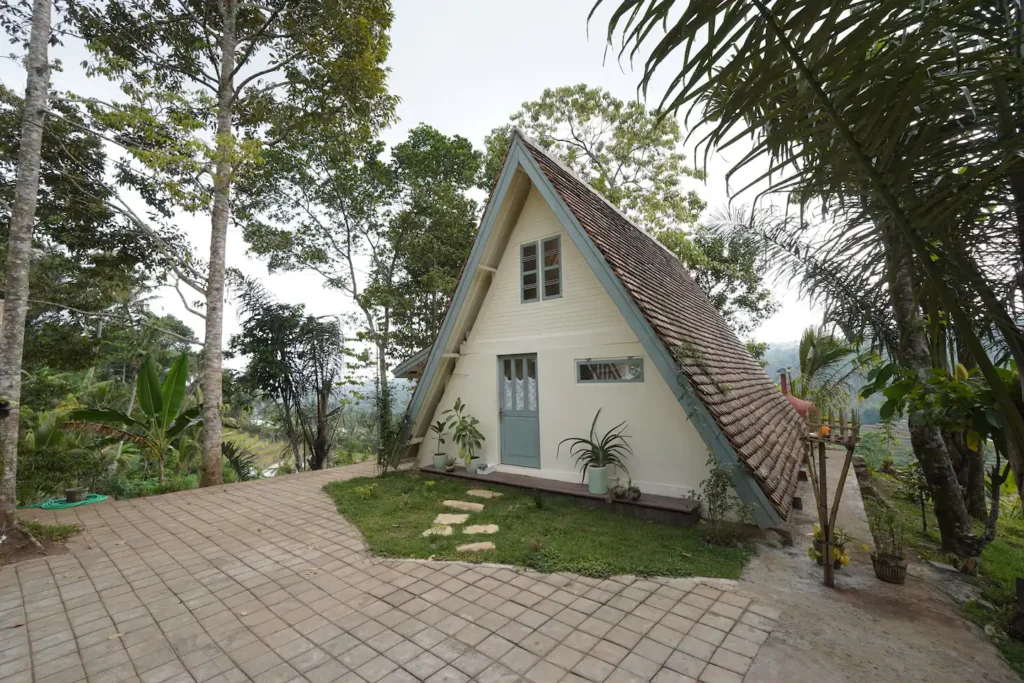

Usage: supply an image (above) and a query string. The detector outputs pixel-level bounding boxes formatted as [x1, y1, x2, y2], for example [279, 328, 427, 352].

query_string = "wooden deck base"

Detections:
[419, 465, 701, 527]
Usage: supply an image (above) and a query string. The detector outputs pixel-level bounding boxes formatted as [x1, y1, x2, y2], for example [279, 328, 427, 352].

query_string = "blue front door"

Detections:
[499, 354, 540, 468]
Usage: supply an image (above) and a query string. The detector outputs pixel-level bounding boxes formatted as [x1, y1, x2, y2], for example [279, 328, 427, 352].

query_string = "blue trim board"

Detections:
[404, 144, 523, 429]
[406, 132, 784, 529]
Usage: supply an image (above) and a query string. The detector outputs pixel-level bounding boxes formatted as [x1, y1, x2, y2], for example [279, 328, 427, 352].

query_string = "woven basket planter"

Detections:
[871, 553, 908, 585]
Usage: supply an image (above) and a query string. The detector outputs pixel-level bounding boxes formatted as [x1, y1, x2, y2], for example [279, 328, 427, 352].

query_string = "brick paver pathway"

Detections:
[1, 463, 780, 683]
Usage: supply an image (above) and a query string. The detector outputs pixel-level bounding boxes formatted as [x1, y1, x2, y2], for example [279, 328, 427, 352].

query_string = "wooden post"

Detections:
[829, 449, 853, 533]
[819, 441, 834, 587]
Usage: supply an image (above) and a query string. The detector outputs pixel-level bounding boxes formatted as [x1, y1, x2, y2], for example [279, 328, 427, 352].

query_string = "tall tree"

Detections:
[482, 85, 776, 334]
[70, 0, 395, 486]
[243, 124, 480, 395]
[367, 125, 481, 362]
[229, 289, 353, 471]
[229, 298, 306, 470]
[0, 0, 52, 525]
[0, 85, 187, 373]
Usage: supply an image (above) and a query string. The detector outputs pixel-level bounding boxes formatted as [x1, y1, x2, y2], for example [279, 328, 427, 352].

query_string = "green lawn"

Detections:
[863, 473, 1024, 676]
[323, 472, 750, 579]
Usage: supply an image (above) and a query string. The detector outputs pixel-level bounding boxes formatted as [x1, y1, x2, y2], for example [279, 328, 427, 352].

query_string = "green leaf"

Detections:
[66, 408, 142, 429]
[137, 354, 162, 419]
[167, 405, 203, 440]
[159, 353, 189, 429]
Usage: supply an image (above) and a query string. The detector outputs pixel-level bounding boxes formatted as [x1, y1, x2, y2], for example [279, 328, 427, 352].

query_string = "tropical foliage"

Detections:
[787, 326, 871, 414]
[67, 354, 202, 485]
[598, 0, 1024, 568]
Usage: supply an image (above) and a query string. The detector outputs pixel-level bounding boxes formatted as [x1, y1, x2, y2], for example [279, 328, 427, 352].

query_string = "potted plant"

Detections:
[430, 420, 448, 470]
[444, 455, 457, 473]
[65, 483, 89, 503]
[443, 398, 484, 474]
[809, 525, 850, 569]
[558, 409, 633, 495]
[870, 506, 908, 584]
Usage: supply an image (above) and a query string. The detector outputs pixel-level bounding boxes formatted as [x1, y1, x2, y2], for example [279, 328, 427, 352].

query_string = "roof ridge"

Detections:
[512, 129, 685, 264]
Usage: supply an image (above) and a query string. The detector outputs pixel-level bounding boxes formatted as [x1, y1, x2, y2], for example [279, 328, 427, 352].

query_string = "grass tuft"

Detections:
[23, 520, 81, 543]
[324, 472, 751, 579]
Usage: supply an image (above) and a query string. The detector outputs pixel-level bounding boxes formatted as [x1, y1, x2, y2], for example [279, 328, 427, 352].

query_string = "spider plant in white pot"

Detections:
[558, 409, 633, 495]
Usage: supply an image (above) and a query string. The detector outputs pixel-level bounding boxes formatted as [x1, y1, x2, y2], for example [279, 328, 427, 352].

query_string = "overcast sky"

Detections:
[3, 0, 819, 367]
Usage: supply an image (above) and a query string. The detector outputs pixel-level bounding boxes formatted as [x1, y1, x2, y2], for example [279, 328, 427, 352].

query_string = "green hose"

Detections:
[18, 493, 109, 510]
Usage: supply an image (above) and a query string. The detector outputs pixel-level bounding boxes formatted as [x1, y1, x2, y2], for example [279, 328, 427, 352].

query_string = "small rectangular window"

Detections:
[542, 236, 561, 299]
[576, 358, 644, 383]
[521, 242, 538, 302]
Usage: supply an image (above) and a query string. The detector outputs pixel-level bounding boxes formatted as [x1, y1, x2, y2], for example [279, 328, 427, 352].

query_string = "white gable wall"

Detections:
[416, 186, 711, 497]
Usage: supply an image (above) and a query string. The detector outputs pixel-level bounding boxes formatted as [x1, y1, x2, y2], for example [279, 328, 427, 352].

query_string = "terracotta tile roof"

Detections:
[520, 134, 803, 519]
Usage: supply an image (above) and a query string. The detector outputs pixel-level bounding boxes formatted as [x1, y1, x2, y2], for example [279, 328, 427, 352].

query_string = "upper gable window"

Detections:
[521, 236, 561, 302]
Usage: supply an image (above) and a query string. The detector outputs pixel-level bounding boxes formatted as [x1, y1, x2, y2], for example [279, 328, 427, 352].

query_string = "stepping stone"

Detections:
[442, 500, 484, 512]
[434, 513, 469, 525]
[457, 542, 496, 552]
[463, 524, 499, 535]
[466, 489, 502, 499]
[422, 525, 453, 537]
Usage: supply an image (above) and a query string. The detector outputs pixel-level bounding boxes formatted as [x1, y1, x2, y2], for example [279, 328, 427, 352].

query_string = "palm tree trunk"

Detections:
[199, 0, 236, 487]
[111, 370, 137, 474]
[882, 226, 979, 564]
[0, 0, 52, 525]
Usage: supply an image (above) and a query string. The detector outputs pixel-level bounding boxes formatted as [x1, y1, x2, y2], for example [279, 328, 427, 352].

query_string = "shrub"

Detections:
[16, 409, 109, 504]
[692, 452, 746, 545]
[354, 483, 379, 500]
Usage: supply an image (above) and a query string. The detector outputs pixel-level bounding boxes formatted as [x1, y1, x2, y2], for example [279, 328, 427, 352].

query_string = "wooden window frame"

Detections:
[576, 358, 645, 384]
[520, 241, 539, 303]
[521, 235, 562, 303]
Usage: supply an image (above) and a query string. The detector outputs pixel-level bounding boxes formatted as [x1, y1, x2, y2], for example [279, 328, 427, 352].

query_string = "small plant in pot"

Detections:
[558, 409, 632, 495]
[430, 420, 448, 470]
[870, 506, 908, 584]
[444, 455, 458, 473]
[809, 525, 850, 569]
[444, 398, 484, 474]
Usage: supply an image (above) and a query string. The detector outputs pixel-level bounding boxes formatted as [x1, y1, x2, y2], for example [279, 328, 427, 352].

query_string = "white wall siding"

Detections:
[417, 186, 711, 497]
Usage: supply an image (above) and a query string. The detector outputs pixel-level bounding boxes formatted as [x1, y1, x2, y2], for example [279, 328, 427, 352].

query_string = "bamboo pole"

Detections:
[819, 441, 834, 587]
[828, 448, 853, 534]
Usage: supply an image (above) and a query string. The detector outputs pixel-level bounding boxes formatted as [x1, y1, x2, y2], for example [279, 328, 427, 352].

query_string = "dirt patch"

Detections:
[740, 545, 1019, 682]
[739, 451, 1020, 682]
[0, 525, 68, 566]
